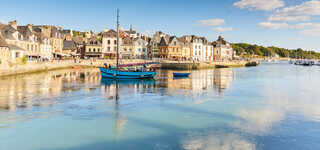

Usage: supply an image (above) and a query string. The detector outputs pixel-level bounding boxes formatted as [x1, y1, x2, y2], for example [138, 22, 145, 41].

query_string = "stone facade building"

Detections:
[102, 29, 122, 58]
[121, 37, 134, 59]
[212, 36, 233, 60]
[83, 37, 102, 58]
[159, 36, 182, 60]
[0, 36, 10, 62]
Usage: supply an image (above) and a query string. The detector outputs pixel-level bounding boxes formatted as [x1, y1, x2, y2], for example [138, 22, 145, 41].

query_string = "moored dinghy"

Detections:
[173, 72, 191, 78]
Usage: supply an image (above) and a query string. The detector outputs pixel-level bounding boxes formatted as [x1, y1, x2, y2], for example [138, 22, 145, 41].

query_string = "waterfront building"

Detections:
[73, 37, 85, 57]
[62, 29, 73, 41]
[178, 36, 192, 60]
[148, 31, 163, 58]
[158, 36, 183, 60]
[38, 36, 53, 60]
[8, 45, 25, 60]
[190, 36, 204, 61]
[16, 24, 41, 60]
[212, 36, 233, 60]
[102, 29, 122, 59]
[121, 37, 134, 59]
[0, 36, 10, 62]
[62, 40, 77, 57]
[203, 42, 214, 61]
[133, 37, 148, 59]
[0, 21, 42, 61]
[33, 25, 63, 58]
[83, 37, 102, 58]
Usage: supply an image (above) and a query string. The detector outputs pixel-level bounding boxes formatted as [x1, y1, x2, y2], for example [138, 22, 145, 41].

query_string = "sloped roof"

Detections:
[72, 36, 85, 44]
[63, 40, 76, 50]
[102, 29, 117, 38]
[87, 37, 101, 46]
[0, 24, 17, 40]
[9, 44, 26, 51]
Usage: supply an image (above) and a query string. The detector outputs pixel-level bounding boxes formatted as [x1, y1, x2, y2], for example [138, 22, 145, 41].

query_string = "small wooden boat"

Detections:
[173, 72, 190, 78]
[100, 67, 157, 79]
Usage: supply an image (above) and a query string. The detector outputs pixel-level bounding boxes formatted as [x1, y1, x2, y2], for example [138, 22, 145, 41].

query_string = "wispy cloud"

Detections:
[268, 0, 320, 22]
[258, 22, 289, 30]
[259, 21, 320, 36]
[197, 18, 225, 26]
[212, 27, 233, 32]
[234, 0, 284, 11]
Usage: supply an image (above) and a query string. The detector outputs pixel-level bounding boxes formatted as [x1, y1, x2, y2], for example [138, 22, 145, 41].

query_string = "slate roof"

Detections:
[0, 24, 17, 40]
[63, 40, 76, 50]
[102, 29, 117, 38]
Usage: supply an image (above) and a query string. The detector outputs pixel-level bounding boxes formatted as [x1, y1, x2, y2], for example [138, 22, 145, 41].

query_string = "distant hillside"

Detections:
[232, 43, 320, 59]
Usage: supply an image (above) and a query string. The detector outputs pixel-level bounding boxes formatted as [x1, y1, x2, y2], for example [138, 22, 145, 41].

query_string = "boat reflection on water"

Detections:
[100, 78, 156, 140]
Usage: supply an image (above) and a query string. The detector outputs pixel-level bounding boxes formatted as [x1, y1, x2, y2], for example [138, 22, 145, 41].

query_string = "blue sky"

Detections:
[0, 0, 319, 51]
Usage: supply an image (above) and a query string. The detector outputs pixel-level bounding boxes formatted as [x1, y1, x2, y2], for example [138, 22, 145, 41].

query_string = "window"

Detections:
[89, 48, 91, 52]
[114, 46, 117, 51]
[108, 40, 110, 44]
[93, 48, 96, 52]
[16, 52, 19, 58]
[107, 47, 110, 51]
[114, 40, 117, 44]
[98, 48, 100, 52]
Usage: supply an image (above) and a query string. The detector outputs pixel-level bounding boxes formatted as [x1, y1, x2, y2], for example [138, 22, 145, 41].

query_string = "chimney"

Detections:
[27, 24, 33, 32]
[8, 20, 17, 30]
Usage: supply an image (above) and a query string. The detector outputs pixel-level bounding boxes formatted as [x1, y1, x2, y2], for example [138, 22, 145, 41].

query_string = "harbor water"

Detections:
[0, 62, 320, 150]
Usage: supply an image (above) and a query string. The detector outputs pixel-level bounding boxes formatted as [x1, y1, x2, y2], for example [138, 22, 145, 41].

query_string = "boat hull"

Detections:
[173, 73, 190, 78]
[99, 67, 157, 79]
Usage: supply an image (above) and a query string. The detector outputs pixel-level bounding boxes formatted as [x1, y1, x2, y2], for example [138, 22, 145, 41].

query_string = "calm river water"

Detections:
[0, 62, 320, 150]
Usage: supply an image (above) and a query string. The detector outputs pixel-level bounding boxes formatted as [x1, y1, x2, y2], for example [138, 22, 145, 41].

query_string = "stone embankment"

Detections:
[0, 59, 151, 77]
[0, 59, 259, 77]
[160, 60, 259, 70]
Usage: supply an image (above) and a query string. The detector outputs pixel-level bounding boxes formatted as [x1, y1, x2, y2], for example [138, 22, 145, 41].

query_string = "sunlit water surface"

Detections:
[0, 62, 320, 150]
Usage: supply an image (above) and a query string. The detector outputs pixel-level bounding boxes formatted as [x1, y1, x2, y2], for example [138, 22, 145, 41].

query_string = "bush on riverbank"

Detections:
[232, 43, 320, 59]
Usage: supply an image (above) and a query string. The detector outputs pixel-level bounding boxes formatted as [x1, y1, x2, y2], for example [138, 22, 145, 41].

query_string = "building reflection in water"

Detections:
[0, 68, 234, 112]
[157, 68, 234, 97]
[0, 68, 101, 112]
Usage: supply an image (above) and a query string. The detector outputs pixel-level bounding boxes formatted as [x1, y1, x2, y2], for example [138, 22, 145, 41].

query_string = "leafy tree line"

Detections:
[232, 43, 320, 59]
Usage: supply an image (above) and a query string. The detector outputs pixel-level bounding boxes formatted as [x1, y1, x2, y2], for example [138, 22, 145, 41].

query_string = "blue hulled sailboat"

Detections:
[99, 9, 157, 79]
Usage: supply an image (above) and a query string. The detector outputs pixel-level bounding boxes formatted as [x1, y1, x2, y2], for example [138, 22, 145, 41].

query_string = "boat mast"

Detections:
[116, 9, 120, 69]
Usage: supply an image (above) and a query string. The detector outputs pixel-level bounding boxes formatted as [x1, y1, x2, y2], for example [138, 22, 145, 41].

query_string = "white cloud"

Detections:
[182, 133, 256, 150]
[197, 19, 225, 26]
[268, 0, 320, 22]
[212, 27, 233, 32]
[234, 0, 284, 11]
[300, 28, 320, 36]
[258, 22, 289, 30]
